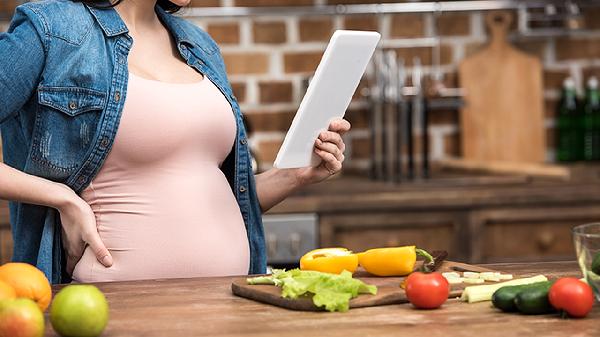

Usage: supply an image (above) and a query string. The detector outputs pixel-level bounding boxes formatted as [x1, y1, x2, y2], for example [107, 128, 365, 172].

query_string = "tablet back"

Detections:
[273, 30, 381, 169]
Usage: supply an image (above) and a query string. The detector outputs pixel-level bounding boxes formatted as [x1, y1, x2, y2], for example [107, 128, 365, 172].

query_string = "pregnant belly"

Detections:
[71, 172, 250, 283]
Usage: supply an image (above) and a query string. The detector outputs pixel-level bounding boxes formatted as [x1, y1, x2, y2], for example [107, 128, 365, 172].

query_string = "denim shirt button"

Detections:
[114, 91, 121, 102]
[68, 101, 77, 110]
[77, 177, 86, 184]
[239, 186, 247, 193]
[240, 138, 247, 145]
[100, 137, 109, 148]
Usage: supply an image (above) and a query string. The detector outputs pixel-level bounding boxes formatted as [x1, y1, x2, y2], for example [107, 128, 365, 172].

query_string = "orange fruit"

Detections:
[0, 263, 52, 311]
[0, 280, 15, 301]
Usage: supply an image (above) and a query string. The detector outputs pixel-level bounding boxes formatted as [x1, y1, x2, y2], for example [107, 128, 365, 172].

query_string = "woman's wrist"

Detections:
[286, 168, 310, 189]
[50, 182, 81, 213]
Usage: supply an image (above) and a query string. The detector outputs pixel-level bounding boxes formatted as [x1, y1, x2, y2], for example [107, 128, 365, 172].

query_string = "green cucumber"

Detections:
[514, 281, 554, 315]
[492, 282, 547, 312]
[592, 252, 600, 275]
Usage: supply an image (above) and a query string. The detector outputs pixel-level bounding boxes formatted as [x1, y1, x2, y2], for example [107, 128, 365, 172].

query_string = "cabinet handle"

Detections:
[267, 233, 278, 259]
[289, 233, 301, 257]
[386, 238, 400, 247]
[536, 231, 556, 251]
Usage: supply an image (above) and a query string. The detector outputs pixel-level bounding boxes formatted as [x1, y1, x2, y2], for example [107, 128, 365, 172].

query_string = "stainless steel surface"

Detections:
[262, 213, 318, 265]
[183, 1, 600, 18]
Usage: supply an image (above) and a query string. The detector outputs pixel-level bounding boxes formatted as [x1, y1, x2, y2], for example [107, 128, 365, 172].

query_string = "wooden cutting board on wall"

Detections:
[459, 11, 546, 163]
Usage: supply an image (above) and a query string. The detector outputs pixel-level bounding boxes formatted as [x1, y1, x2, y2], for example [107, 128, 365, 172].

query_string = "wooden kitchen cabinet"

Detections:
[318, 204, 600, 264]
[0, 201, 11, 264]
[270, 174, 600, 264]
[0, 226, 12, 265]
[319, 212, 468, 261]
[472, 205, 600, 263]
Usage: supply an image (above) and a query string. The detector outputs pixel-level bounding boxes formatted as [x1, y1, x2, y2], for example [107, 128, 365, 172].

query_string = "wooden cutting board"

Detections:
[231, 261, 496, 311]
[459, 11, 546, 163]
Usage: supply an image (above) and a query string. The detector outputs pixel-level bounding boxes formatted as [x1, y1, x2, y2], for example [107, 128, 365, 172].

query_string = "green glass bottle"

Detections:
[556, 77, 582, 162]
[583, 77, 600, 161]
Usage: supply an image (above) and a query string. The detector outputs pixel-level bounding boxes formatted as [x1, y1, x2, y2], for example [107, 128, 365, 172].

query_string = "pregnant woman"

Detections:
[0, 0, 350, 283]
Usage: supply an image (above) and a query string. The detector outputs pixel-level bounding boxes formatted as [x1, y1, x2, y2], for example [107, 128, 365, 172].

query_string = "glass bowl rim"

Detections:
[573, 223, 600, 238]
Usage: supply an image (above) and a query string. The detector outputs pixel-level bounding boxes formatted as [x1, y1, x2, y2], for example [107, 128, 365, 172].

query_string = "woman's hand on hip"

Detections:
[56, 184, 112, 275]
[296, 118, 351, 186]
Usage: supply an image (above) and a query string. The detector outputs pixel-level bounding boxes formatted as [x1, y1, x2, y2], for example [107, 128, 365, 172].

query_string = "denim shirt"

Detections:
[0, 0, 266, 284]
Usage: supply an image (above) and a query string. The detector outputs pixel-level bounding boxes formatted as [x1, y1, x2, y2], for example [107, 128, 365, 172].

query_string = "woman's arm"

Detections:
[0, 6, 112, 273]
[255, 118, 351, 212]
[0, 162, 113, 273]
[0, 6, 46, 123]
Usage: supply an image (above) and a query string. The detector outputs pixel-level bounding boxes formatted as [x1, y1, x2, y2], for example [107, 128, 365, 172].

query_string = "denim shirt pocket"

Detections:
[38, 87, 107, 116]
[32, 87, 107, 174]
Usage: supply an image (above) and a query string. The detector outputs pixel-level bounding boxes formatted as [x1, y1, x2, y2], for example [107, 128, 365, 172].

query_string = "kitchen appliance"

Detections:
[262, 213, 318, 268]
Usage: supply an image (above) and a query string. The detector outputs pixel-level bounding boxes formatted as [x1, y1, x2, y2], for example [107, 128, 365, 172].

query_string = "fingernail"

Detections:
[101, 255, 113, 267]
[316, 139, 323, 145]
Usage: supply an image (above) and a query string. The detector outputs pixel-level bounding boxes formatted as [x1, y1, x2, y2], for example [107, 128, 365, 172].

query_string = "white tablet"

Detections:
[273, 30, 381, 169]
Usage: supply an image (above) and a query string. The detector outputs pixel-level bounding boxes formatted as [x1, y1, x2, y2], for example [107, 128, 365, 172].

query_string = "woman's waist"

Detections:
[71, 204, 250, 282]
[71, 230, 251, 282]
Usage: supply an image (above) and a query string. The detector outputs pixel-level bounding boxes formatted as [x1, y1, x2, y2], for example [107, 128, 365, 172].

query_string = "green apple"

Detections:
[50, 285, 109, 337]
[0, 298, 44, 337]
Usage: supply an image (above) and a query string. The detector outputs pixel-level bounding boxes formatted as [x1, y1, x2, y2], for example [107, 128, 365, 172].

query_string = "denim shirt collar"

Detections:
[84, 4, 128, 37]
[84, 3, 194, 47]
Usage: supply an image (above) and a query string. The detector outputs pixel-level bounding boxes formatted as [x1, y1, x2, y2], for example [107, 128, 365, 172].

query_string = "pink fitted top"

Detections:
[71, 72, 250, 283]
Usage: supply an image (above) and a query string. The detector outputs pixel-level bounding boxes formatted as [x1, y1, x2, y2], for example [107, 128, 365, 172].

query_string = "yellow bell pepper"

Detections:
[300, 248, 359, 274]
[358, 246, 434, 277]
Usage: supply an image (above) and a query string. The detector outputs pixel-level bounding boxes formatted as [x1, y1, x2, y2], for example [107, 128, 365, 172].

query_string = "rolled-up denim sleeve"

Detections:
[0, 6, 46, 124]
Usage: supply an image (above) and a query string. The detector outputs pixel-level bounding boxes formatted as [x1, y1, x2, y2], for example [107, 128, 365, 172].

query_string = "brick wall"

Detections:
[184, 2, 600, 173]
[2, 1, 600, 174]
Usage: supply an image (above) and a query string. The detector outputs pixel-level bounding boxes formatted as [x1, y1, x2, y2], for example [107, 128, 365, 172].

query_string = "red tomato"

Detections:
[548, 278, 594, 318]
[405, 272, 450, 309]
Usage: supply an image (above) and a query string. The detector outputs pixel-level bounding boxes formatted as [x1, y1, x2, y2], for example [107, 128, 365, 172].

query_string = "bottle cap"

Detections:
[564, 77, 576, 89]
[588, 76, 598, 89]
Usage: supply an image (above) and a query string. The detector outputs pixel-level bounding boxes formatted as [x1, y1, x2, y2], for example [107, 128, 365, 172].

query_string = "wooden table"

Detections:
[46, 261, 599, 337]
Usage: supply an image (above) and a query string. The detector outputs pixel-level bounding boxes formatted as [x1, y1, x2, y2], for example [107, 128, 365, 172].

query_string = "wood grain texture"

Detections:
[459, 11, 546, 163]
[45, 262, 598, 337]
[439, 158, 570, 179]
[231, 261, 494, 311]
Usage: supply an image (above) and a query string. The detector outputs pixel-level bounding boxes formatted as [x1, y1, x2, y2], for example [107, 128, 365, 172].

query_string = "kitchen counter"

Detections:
[46, 261, 598, 337]
[263, 174, 600, 264]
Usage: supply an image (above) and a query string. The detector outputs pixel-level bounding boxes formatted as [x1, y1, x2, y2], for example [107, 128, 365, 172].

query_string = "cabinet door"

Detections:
[0, 201, 10, 264]
[471, 206, 600, 263]
[0, 226, 12, 265]
[319, 212, 468, 261]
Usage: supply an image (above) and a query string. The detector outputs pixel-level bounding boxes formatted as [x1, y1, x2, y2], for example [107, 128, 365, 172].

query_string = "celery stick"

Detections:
[447, 277, 465, 285]
[463, 278, 485, 284]
[442, 272, 461, 279]
[479, 272, 495, 279]
[463, 272, 480, 279]
[460, 275, 548, 303]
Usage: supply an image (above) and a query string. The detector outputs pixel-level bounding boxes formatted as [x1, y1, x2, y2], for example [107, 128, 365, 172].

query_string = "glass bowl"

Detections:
[573, 223, 600, 301]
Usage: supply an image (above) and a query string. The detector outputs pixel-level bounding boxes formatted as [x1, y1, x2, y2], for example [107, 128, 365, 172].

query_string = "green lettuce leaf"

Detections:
[247, 269, 377, 312]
